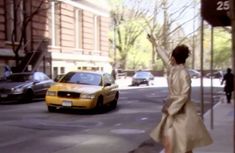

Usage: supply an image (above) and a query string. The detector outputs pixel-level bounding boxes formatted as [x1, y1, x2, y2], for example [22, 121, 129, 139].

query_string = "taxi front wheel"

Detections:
[48, 106, 56, 112]
[111, 93, 119, 109]
[95, 97, 104, 113]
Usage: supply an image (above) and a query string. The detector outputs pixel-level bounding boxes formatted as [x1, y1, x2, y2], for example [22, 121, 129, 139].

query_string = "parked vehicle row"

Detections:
[205, 70, 225, 79]
[0, 69, 225, 113]
[187, 69, 201, 78]
[130, 69, 224, 87]
[0, 72, 54, 103]
[131, 70, 154, 86]
[187, 69, 224, 79]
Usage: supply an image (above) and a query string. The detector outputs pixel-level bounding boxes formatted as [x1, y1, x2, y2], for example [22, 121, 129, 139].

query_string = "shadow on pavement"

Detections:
[46, 104, 119, 115]
[128, 138, 162, 153]
[0, 98, 44, 105]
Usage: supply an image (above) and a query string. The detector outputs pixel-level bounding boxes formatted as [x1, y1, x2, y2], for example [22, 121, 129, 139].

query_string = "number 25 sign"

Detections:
[217, 0, 229, 11]
[202, 0, 231, 26]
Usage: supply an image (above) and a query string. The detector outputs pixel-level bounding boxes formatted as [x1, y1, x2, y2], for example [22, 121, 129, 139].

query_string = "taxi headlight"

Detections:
[47, 91, 57, 96]
[80, 93, 95, 99]
[11, 88, 24, 94]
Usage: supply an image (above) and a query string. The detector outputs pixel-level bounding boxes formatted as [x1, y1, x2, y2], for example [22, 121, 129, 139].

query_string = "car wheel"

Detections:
[48, 106, 56, 112]
[95, 96, 104, 113]
[111, 93, 119, 109]
[147, 81, 149, 86]
[21, 90, 34, 103]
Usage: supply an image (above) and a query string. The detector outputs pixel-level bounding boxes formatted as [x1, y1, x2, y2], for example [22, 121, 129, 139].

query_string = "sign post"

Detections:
[229, 0, 235, 153]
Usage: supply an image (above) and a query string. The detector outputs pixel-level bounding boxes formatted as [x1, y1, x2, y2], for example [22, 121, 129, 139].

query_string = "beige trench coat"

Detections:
[150, 47, 213, 153]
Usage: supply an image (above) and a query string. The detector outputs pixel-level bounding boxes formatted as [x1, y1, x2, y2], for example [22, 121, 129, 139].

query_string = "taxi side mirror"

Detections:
[104, 82, 111, 87]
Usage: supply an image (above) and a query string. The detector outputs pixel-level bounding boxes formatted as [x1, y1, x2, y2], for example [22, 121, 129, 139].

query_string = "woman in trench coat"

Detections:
[147, 35, 212, 153]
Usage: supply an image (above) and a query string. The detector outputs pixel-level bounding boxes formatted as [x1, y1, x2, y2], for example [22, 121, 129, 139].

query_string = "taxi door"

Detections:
[102, 73, 117, 104]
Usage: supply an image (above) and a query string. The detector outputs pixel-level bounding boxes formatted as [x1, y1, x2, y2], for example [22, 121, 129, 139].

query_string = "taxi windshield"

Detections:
[60, 72, 102, 86]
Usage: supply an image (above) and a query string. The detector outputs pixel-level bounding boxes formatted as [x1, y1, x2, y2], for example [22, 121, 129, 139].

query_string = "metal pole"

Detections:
[200, 18, 205, 120]
[229, 0, 235, 152]
[192, 0, 196, 69]
[152, 44, 155, 69]
[210, 26, 214, 129]
[113, 23, 117, 68]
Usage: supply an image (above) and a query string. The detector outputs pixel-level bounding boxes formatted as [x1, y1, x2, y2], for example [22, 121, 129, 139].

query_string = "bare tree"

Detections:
[5, 0, 52, 65]
[109, 0, 200, 69]
[110, 0, 148, 69]
[143, 0, 200, 68]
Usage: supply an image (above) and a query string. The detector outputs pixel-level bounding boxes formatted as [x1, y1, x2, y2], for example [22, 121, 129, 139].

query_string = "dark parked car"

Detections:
[132, 71, 154, 86]
[116, 69, 127, 79]
[206, 70, 225, 79]
[187, 69, 201, 78]
[0, 72, 54, 103]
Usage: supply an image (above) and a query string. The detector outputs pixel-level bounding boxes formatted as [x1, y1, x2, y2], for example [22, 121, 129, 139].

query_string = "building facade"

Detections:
[0, 0, 112, 78]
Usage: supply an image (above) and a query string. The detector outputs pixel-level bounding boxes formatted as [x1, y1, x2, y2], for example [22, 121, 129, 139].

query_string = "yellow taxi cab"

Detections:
[45, 71, 119, 112]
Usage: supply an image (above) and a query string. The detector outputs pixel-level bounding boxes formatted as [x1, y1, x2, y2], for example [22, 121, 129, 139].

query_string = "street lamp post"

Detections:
[229, 0, 235, 152]
[113, 23, 117, 69]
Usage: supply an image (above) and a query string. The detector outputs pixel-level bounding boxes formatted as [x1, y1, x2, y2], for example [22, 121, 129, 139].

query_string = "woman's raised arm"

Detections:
[147, 34, 170, 68]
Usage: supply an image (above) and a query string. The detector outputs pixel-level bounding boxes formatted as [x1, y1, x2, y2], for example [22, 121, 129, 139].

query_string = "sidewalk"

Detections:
[194, 101, 234, 153]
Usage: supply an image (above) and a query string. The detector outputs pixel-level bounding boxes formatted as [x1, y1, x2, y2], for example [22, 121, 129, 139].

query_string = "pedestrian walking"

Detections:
[111, 67, 116, 81]
[147, 34, 212, 153]
[3, 63, 12, 80]
[221, 68, 234, 103]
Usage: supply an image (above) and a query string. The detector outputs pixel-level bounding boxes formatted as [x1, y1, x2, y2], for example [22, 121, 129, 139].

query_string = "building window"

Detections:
[91, 67, 98, 71]
[60, 67, 65, 74]
[5, 0, 23, 42]
[75, 9, 82, 49]
[5, 1, 13, 41]
[94, 15, 101, 52]
[53, 67, 58, 78]
[50, 1, 61, 46]
[83, 67, 87, 70]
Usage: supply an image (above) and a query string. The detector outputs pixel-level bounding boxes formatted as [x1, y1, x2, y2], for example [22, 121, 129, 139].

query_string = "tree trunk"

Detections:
[15, 52, 20, 66]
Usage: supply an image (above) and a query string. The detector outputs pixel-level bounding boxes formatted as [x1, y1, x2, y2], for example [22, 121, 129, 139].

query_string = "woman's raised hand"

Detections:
[147, 34, 169, 67]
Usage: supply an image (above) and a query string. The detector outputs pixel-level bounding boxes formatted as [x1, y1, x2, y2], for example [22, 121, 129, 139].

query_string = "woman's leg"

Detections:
[163, 136, 172, 153]
[227, 92, 232, 103]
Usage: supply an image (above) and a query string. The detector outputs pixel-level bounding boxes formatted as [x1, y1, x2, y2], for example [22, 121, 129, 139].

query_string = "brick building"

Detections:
[0, 0, 111, 79]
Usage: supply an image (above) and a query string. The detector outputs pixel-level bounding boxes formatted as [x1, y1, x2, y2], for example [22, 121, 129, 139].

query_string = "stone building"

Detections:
[0, 0, 111, 78]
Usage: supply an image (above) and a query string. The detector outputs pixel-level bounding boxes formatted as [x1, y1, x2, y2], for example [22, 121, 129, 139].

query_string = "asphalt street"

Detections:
[0, 77, 224, 153]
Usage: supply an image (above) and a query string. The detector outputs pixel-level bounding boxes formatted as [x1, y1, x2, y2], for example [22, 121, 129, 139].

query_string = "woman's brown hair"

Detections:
[171, 45, 190, 64]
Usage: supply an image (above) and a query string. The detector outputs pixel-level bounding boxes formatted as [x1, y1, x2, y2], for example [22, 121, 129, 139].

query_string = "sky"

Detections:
[122, 0, 201, 35]
[171, 0, 201, 35]
[87, 0, 201, 35]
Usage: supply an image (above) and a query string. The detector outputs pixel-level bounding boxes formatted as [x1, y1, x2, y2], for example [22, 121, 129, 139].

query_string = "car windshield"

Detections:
[60, 72, 102, 86]
[7, 74, 33, 82]
[188, 69, 199, 74]
[134, 72, 150, 78]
